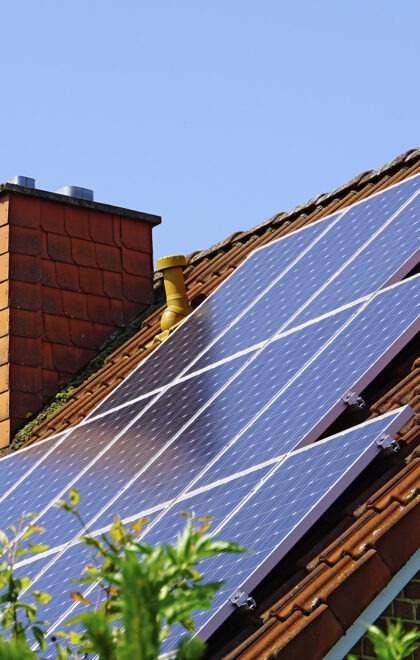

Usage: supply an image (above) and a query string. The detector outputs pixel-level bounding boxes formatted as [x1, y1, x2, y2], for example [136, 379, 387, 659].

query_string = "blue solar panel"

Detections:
[294, 190, 420, 324]
[91, 215, 338, 415]
[157, 406, 412, 651]
[90, 306, 355, 529]
[0, 431, 70, 502]
[33, 353, 253, 549]
[0, 404, 142, 539]
[188, 178, 420, 370]
[196, 275, 420, 485]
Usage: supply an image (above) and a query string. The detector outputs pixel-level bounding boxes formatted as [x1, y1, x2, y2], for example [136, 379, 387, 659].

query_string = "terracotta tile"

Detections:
[89, 210, 114, 245]
[10, 281, 41, 311]
[0, 253, 9, 283]
[41, 259, 57, 287]
[42, 286, 63, 315]
[0, 390, 9, 421]
[95, 244, 121, 272]
[113, 215, 121, 245]
[44, 314, 70, 344]
[326, 550, 391, 628]
[79, 266, 103, 295]
[71, 237, 97, 267]
[110, 299, 124, 326]
[64, 206, 90, 239]
[0, 336, 8, 365]
[0, 282, 8, 310]
[122, 247, 151, 277]
[52, 344, 93, 373]
[40, 200, 65, 234]
[62, 291, 87, 320]
[0, 199, 9, 227]
[10, 309, 42, 338]
[10, 336, 41, 367]
[55, 262, 80, 291]
[69, 319, 98, 349]
[10, 225, 41, 256]
[41, 341, 54, 369]
[9, 195, 40, 229]
[10, 390, 43, 422]
[122, 272, 152, 303]
[41, 369, 60, 398]
[0, 225, 9, 255]
[47, 233, 73, 264]
[10, 364, 42, 393]
[86, 295, 111, 325]
[10, 253, 42, 283]
[103, 271, 123, 299]
[121, 217, 152, 252]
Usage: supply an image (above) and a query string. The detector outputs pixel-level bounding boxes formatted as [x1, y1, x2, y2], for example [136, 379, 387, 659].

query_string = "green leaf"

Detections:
[31, 625, 46, 651]
[68, 488, 79, 506]
[0, 530, 9, 550]
[174, 635, 206, 660]
[31, 591, 51, 604]
[27, 544, 49, 553]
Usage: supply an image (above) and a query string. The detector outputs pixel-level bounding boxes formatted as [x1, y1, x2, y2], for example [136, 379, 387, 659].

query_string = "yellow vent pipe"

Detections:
[156, 254, 192, 332]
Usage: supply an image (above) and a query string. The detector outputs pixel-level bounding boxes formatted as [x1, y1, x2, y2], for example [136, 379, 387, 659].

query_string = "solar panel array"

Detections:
[1, 173, 419, 656]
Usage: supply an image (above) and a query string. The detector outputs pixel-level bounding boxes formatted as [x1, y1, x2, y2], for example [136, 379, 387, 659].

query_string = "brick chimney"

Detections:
[0, 182, 161, 446]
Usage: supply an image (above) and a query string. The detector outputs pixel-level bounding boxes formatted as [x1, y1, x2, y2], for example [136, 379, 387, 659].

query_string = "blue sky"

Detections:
[1, 1, 419, 261]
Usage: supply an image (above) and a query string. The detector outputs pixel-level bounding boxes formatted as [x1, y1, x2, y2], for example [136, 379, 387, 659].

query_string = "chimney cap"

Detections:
[7, 176, 35, 188]
[55, 185, 94, 201]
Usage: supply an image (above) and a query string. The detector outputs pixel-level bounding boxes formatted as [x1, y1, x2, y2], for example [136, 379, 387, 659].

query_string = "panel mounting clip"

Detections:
[375, 433, 400, 454]
[341, 391, 365, 409]
[229, 591, 256, 611]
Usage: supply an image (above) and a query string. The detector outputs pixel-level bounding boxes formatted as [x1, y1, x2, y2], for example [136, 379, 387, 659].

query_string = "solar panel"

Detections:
[90, 173, 420, 412]
[156, 406, 413, 652]
[197, 275, 420, 484]
[188, 183, 420, 369]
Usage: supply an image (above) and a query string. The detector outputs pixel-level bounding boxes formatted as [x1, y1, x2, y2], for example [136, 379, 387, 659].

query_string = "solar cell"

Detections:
[92, 214, 339, 415]
[158, 406, 413, 651]
[196, 275, 420, 485]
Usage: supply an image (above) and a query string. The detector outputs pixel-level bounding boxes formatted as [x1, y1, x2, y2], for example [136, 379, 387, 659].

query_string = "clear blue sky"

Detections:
[1, 1, 419, 262]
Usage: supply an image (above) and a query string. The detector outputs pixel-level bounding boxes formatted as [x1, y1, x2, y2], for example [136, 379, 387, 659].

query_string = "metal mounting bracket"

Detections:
[229, 591, 257, 610]
[341, 390, 366, 409]
[375, 433, 400, 454]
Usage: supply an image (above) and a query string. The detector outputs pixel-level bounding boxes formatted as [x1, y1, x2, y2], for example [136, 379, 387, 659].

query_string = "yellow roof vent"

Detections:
[156, 254, 192, 332]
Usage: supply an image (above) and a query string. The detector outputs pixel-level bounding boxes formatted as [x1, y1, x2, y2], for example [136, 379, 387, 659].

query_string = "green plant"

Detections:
[348, 619, 420, 660]
[0, 490, 246, 659]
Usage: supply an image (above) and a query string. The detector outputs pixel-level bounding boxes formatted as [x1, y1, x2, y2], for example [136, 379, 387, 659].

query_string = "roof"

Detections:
[6, 148, 420, 658]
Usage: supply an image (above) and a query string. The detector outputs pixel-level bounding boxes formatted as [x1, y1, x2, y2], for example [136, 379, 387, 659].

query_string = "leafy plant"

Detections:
[348, 619, 420, 660]
[0, 491, 246, 659]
